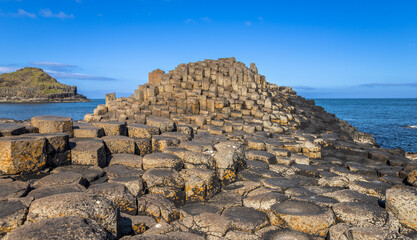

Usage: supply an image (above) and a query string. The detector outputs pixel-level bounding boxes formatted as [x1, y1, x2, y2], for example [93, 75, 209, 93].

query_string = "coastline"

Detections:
[1, 58, 417, 239]
[0, 97, 92, 104]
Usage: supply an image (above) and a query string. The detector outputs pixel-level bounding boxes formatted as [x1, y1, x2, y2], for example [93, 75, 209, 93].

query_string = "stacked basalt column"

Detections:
[85, 58, 309, 135]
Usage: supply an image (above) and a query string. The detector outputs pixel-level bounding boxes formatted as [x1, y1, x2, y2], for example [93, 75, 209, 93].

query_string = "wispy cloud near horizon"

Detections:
[201, 17, 211, 23]
[1, 8, 74, 19]
[358, 82, 417, 88]
[9, 9, 36, 18]
[30, 62, 78, 71]
[45, 70, 116, 81]
[0, 66, 19, 73]
[184, 18, 196, 24]
[185, 17, 212, 24]
[39, 9, 74, 19]
[293, 86, 317, 91]
[0, 64, 116, 81]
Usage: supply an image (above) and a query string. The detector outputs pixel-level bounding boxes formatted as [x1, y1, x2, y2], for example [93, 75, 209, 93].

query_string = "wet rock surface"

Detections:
[1, 58, 417, 239]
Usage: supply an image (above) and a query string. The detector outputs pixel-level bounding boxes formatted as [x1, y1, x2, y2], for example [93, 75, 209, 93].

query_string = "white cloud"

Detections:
[0, 64, 115, 81]
[184, 18, 196, 24]
[245, 21, 252, 26]
[30, 62, 78, 71]
[201, 17, 211, 23]
[10, 9, 36, 18]
[1, 8, 74, 20]
[0, 66, 19, 73]
[39, 9, 74, 19]
[45, 70, 116, 81]
[75, 0, 82, 3]
[258, 17, 263, 21]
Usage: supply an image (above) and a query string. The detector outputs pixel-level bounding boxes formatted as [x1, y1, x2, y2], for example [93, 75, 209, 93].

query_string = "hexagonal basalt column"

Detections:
[127, 124, 160, 139]
[102, 136, 135, 154]
[146, 117, 175, 133]
[0, 123, 27, 137]
[31, 115, 73, 137]
[91, 121, 127, 136]
[70, 139, 106, 168]
[269, 200, 335, 237]
[0, 136, 47, 175]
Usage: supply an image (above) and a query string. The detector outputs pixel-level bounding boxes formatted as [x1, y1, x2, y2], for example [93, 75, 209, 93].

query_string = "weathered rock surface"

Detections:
[26, 192, 120, 235]
[26, 183, 86, 200]
[137, 194, 180, 223]
[0, 123, 27, 137]
[2, 58, 417, 239]
[142, 152, 183, 170]
[222, 206, 269, 232]
[0, 179, 29, 200]
[0, 136, 47, 174]
[88, 182, 137, 215]
[108, 153, 143, 169]
[51, 164, 105, 182]
[70, 139, 106, 167]
[31, 115, 74, 137]
[0, 200, 28, 236]
[180, 168, 221, 202]
[269, 200, 335, 237]
[103, 136, 136, 154]
[33, 171, 89, 188]
[3, 216, 115, 240]
[386, 187, 417, 231]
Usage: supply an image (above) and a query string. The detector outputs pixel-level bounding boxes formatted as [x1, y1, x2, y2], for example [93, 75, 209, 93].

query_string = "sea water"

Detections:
[314, 98, 417, 152]
[0, 98, 416, 152]
[0, 99, 105, 121]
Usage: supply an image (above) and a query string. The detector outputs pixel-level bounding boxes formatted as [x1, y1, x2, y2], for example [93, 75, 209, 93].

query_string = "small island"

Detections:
[0, 67, 90, 103]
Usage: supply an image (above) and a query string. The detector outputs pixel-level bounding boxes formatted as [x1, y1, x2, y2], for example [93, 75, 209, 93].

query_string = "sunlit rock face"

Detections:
[1, 58, 416, 239]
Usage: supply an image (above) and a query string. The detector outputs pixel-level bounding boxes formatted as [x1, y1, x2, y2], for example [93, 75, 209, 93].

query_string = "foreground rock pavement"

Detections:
[1, 58, 417, 239]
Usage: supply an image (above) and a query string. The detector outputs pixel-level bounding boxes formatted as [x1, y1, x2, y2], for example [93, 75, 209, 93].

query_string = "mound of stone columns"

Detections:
[1, 58, 417, 239]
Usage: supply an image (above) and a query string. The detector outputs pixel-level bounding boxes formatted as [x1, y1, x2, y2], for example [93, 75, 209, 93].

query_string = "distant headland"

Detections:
[0, 67, 90, 103]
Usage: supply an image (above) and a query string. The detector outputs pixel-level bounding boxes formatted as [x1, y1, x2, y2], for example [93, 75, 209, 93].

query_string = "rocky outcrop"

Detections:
[86, 57, 375, 145]
[0, 67, 90, 103]
[0, 58, 417, 239]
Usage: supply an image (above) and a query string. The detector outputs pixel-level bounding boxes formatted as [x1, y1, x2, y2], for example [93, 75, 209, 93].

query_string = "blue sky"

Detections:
[0, 0, 416, 98]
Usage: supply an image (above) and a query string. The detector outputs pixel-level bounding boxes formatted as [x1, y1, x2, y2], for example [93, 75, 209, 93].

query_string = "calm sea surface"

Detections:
[0, 99, 105, 121]
[314, 98, 417, 152]
[0, 98, 416, 152]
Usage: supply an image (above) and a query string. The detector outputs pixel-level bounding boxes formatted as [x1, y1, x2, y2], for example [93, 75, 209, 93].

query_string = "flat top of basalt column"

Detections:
[31, 115, 72, 121]
[3, 216, 114, 240]
[102, 135, 134, 141]
[0, 135, 43, 143]
[271, 200, 325, 216]
[24, 133, 69, 139]
[69, 138, 104, 149]
[0, 123, 26, 131]
[92, 121, 126, 126]
[128, 123, 158, 129]
[0, 199, 27, 219]
[52, 165, 105, 182]
[262, 229, 311, 240]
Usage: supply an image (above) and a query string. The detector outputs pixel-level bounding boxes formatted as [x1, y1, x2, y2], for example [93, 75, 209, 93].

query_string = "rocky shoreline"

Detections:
[1, 58, 417, 239]
[0, 95, 91, 103]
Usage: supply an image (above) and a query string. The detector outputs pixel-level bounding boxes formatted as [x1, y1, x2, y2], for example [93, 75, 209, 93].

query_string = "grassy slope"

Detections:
[0, 67, 71, 95]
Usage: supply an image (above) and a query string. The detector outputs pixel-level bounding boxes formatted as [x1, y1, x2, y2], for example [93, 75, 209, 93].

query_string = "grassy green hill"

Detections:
[0, 67, 71, 95]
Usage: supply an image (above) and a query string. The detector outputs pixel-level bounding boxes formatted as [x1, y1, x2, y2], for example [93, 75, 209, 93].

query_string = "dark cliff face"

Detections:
[0, 67, 90, 102]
